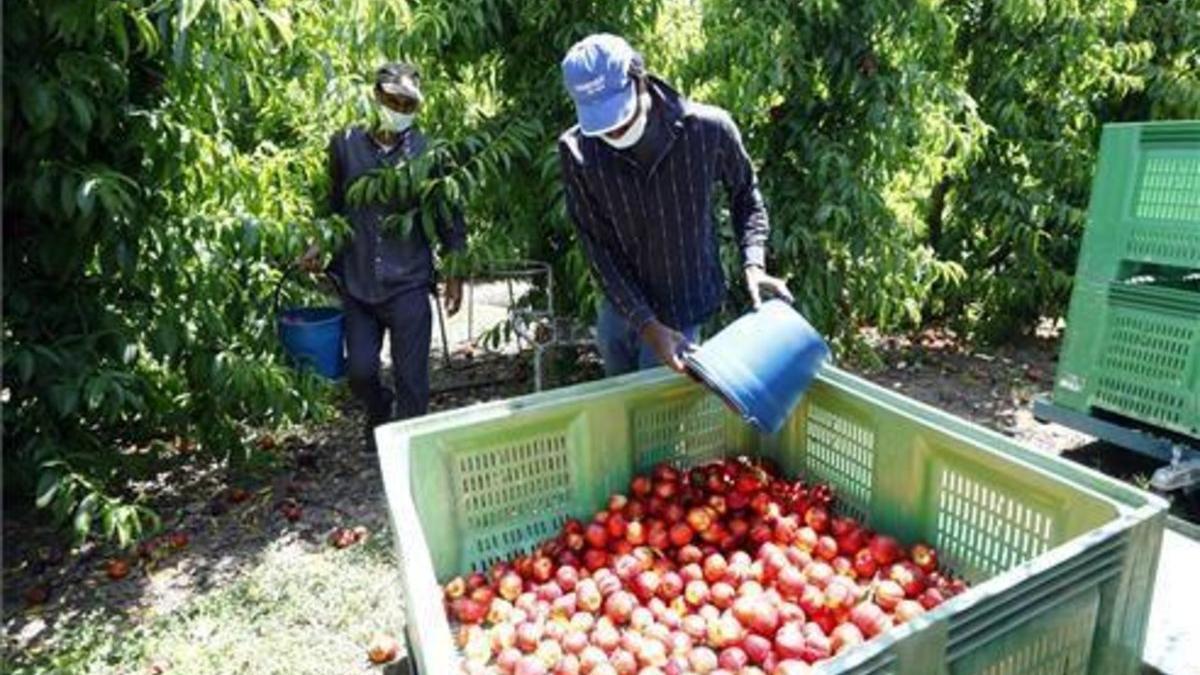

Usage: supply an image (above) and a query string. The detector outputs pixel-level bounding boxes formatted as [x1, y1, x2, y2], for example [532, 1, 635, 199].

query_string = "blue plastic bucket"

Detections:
[277, 306, 346, 380]
[684, 299, 830, 434]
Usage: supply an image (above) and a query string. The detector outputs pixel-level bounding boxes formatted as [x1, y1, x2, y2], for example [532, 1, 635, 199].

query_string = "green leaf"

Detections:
[11, 349, 35, 383]
[131, 10, 161, 54]
[50, 384, 79, 416]
[109, 8, 130, 60]
[21, 81, 57, 132]
[65, 89, 93, 133]
[60, 173, 78, 218]
[262, 9, 294, 48]
[85, 375, 107, 410]
[35, 470, 60, 509]
[77, 177, 99, 217]
[74, 493, 99, 537]
[180, 0, 207, 32]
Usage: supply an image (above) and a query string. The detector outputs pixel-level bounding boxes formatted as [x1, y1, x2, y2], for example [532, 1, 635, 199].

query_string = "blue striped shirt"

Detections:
[558, 77, 769, 332]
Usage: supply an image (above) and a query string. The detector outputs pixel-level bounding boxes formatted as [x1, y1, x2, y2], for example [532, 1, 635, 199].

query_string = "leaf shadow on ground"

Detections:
[2, 349, 601, 674]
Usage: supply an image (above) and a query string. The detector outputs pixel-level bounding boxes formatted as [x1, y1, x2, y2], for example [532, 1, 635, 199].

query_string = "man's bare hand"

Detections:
[298, 244, 323, 273]
[744, 264, 793, 309]
[444, 278, 464, 317]
[640, 319, 696, 373]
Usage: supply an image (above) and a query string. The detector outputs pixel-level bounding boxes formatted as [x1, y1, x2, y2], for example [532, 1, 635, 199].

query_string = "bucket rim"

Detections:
[277, 306, 344, 327]
[683, 351, 772, 431]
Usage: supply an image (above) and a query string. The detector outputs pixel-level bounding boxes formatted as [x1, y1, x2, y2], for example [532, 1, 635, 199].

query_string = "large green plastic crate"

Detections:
[378, 367, 1167, 674]
[1074, 121, 1200, 281]
[1051, 120, 1200, 438]
[1054, 276, 1200, 438]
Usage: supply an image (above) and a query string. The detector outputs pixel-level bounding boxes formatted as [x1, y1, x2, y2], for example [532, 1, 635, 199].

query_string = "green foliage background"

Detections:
[4, 0, 1198, 543]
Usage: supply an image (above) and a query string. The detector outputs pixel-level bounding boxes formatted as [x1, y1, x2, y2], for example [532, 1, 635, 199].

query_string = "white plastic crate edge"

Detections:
[375, 365, 1168, 674]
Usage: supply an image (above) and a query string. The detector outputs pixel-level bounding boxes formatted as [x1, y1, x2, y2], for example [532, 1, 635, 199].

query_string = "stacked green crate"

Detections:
[1052, 121, 1200, 439]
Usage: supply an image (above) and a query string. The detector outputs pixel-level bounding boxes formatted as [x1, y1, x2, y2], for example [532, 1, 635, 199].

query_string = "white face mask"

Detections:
[602, 91, 651, 150]
[380, 107, 415, 133]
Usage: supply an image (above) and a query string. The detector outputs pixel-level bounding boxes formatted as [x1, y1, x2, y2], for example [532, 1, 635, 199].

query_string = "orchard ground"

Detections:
[4, 290, 1196, 674]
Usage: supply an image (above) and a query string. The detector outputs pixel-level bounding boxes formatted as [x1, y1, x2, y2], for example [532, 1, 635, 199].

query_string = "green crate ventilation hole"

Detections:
[935, 469, 1052, 580]
[951, 588, 1098, 675]
[1093, 310, 1195, 429]
[632, 395, 727, 472]
[1134, 155, 1200, 223]
[803, 404, 874, 521]
[1100, 313, 1194, 383]
[1130, 154, 1200, 264]
[451, 432, 572, 571]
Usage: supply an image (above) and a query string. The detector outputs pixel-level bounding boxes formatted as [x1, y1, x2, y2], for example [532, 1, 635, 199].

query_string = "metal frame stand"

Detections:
[434, 259, 593, 392]
[1033, 396, 1200, 491]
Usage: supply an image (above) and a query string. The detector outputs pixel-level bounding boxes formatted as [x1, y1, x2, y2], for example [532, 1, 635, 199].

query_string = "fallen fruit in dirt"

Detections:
[279, 500, 302, 522]
[329, 527, 359, 549]
[227, 487, 251, 504]
[24, 585, 49, 607]
[367, 633, 400, 664]
[106, 559, 130, 581]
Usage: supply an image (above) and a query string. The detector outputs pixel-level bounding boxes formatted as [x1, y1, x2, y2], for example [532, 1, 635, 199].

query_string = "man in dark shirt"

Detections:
[303, 63, 465, 449]
[558, 34, 792, 376]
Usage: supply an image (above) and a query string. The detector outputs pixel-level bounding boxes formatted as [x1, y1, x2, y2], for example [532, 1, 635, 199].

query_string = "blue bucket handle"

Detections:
[271, 264, 298, 319]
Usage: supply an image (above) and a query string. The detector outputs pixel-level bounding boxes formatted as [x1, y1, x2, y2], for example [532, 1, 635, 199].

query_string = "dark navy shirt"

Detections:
[328, 126, 466, 304]
[558, 77, 769, 331]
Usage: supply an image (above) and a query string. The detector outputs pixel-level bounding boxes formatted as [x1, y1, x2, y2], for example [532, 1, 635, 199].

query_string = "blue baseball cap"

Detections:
[561, 34, 639, 136]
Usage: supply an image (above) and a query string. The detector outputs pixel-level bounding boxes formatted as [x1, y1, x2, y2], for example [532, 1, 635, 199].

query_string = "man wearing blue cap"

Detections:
[559, 34, 792, 376]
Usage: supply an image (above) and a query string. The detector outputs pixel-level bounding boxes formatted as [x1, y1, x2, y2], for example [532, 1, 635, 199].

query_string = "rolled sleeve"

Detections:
[559, 142, 656, 331]
[717, 114, 769, 269]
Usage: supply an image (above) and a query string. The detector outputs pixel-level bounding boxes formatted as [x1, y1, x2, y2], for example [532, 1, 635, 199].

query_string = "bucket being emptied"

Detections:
[684, 299, 830, 434]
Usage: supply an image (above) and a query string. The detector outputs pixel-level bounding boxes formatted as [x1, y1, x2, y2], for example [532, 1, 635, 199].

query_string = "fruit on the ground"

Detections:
[106, 558, 130, 581]
[367, 633, 400, 664]
[280, 500, 302, 522]
[330, 527, 358, 549]
[24, 585, 49, 607]
[168, 531, 190, 549]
